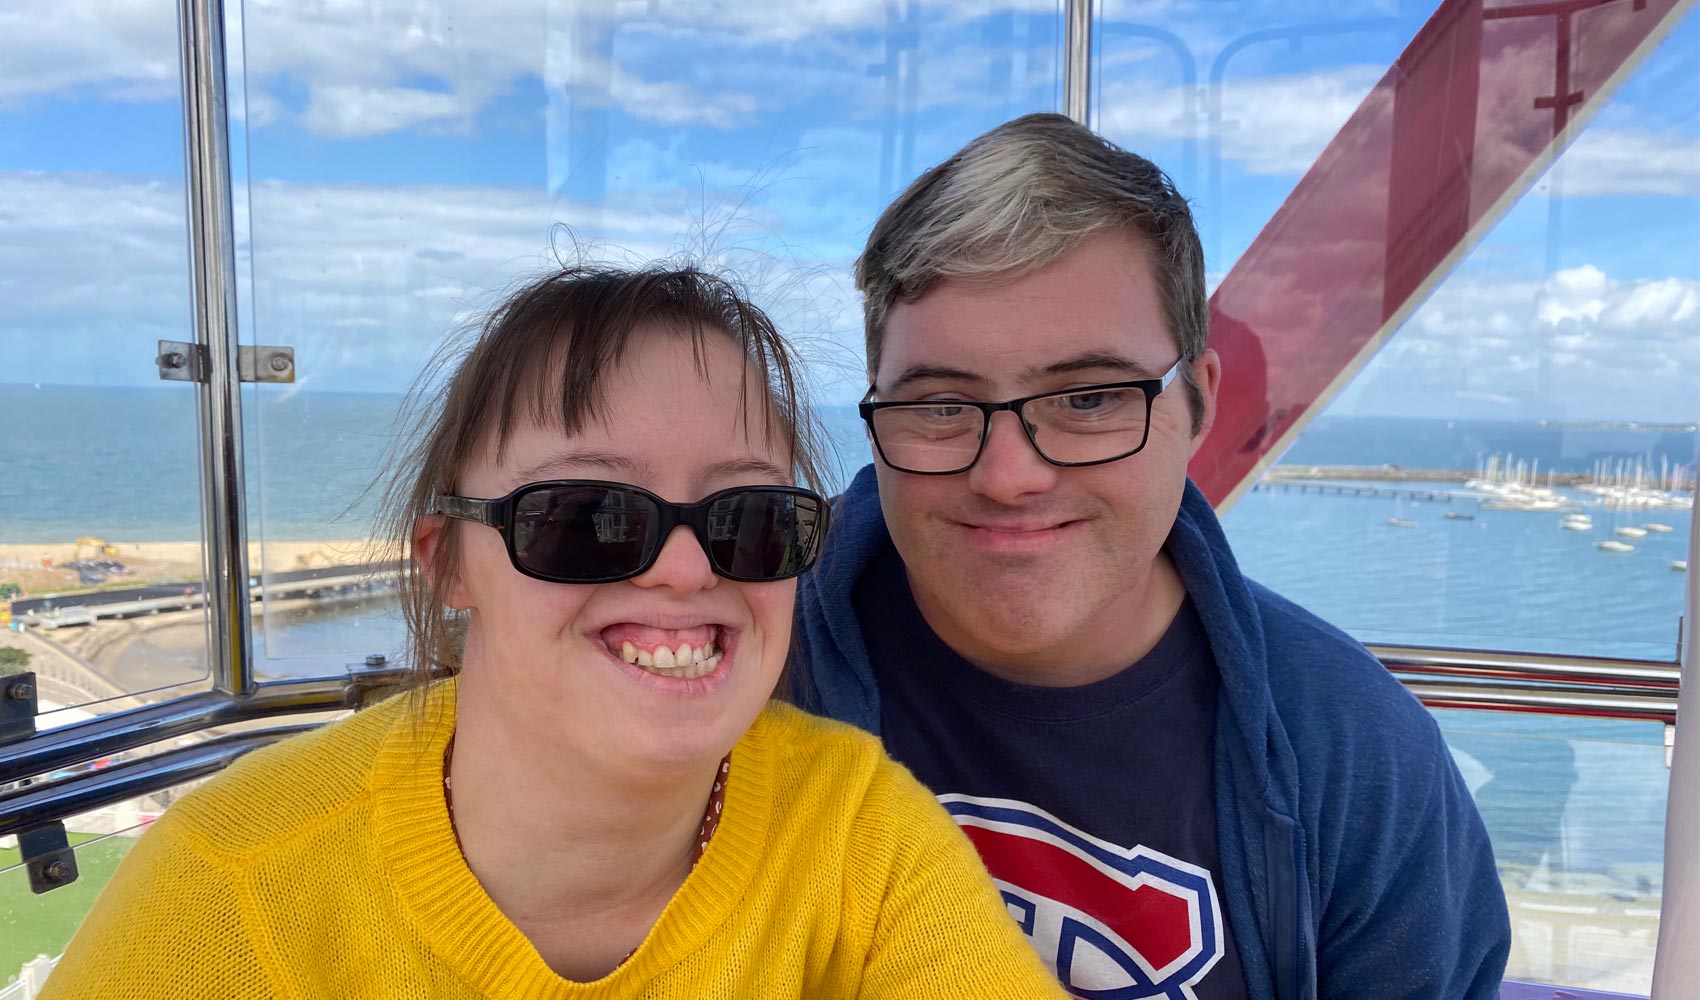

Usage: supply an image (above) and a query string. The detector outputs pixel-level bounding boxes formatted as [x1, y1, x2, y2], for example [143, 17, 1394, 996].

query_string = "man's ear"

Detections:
[412, 513, 468, 610]
[1187, 347, 1223, 457]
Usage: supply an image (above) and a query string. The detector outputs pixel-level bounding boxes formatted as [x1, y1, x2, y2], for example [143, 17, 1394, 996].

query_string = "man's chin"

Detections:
[943, 593, 1072, 649]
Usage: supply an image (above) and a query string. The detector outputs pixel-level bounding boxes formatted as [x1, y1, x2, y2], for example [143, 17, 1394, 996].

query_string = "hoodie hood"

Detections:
[794, 463, 1288, 812]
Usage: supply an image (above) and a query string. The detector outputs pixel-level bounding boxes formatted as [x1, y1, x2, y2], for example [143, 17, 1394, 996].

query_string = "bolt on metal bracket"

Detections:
[155, 341, 207, 383]
[239, 345, 296, 383]
[156, 341, 295, 383]
[0, 671, 38, 745]
[20, 822, 79, 894]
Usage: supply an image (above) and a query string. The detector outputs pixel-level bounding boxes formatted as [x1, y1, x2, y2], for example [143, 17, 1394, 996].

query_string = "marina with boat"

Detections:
[1261, 451, 1692, 565]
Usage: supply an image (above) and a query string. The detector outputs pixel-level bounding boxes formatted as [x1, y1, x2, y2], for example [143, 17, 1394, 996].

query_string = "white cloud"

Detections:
[1100, 45, 1700, 203]
[1339, 264, 1700, 421]
[1536, 265, 1610, 325]
[0, 169, 870, 399]
[7, 0, 1697, 215]
[1100, 66, 1385, 175]
[0, 0, 778, 135]
[1552, 128, 1700, 199]
[0, 0, 177, 107]
[1610, 277, 1700, 328]
[1, 0, 1058, 140]
[298, 84, 484, 139]
[1536, 265, 1700, 332]
[585, 64, 758, 130]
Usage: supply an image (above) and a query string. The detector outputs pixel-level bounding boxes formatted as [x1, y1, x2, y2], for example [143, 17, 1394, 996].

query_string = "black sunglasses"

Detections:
[433, 480, 829, 584]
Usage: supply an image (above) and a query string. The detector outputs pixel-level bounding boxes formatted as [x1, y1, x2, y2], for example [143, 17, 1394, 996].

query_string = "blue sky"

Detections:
[1, 0, 1697, 425]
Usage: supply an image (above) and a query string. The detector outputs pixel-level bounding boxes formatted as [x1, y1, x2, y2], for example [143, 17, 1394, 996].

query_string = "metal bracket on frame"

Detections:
[156, 340, 295, 383]
[0, 671, 38, 746]
[19, 822, 79, 894]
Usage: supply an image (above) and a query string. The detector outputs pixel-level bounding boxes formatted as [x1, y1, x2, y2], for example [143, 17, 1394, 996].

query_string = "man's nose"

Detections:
[967, 410, 1060, 503]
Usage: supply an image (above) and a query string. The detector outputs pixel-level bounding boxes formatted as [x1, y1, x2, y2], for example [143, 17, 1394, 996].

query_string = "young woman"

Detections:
[40, 265, 1064, 999]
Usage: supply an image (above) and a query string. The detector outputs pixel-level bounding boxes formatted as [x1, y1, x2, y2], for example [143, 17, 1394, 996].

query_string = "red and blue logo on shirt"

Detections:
[940, 794, 1226, 1000]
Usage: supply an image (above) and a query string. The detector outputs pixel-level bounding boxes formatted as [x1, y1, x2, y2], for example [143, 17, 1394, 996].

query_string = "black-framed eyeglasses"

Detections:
[858, 357, 1189, 475]
[433, 480, 829, 584]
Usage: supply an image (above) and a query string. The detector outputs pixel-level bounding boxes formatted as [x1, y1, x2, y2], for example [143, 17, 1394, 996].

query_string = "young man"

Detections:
[792, 113, 1510, 999]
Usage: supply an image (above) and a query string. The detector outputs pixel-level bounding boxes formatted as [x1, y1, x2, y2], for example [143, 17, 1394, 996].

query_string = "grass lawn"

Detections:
[1, 832, 132, 979]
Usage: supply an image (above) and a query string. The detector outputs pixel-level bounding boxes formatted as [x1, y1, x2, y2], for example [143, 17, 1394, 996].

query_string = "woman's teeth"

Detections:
[619, 639, 722, 679]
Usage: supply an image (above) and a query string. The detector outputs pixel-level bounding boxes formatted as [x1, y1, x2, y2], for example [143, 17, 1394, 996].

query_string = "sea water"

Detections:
[3, 383, 1694, 909]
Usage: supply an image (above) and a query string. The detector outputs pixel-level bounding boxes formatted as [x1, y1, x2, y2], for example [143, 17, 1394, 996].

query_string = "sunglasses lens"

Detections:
[703, 491, 826, 580]
[511, 485, 657, 582]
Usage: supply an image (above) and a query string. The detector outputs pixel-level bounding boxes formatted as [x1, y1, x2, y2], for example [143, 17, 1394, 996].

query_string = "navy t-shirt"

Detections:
[854, 546, 1248, 999]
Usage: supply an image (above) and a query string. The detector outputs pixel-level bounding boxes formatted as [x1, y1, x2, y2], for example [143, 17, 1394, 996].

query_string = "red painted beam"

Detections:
[1190, 0, 1693, 508]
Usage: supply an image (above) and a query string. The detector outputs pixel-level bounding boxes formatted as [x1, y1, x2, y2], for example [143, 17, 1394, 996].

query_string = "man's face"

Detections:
[870, 228, 1219, 678]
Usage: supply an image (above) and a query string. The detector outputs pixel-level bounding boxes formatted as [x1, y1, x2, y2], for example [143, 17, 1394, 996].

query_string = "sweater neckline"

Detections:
[370, 680, 773, 997]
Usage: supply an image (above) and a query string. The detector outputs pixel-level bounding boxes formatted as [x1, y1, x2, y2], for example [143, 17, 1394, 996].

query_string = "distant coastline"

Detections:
[1265, 464, 1699, 489]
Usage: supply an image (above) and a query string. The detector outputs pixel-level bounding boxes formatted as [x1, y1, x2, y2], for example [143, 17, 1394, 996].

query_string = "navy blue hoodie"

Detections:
[791, 466, 1510, 1000]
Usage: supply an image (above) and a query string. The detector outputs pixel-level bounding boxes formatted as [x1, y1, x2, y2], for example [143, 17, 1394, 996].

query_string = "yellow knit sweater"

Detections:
[41, 682, 1065, 999]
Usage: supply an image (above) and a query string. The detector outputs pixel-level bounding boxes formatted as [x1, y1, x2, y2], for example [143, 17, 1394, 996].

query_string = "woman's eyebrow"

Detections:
[512, 452, 787, 487]
[512, 450, 651, 484]
[703, 457, 790, 483]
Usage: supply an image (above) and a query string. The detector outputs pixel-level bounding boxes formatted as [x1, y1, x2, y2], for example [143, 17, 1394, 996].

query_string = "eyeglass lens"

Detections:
[870, 385, 1151, 473]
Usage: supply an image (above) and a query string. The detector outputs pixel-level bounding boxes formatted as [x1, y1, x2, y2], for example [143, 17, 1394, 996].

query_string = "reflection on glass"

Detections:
[1440, 711, 1666, 994]
[234, 0, 1064, 663]
[1091, 0, 1700, 656]
[0, 0, 213, 716]
[0, 795, 187, 989]
[1094, 3, 1694, 993]
[1214, 0, 1700, 657]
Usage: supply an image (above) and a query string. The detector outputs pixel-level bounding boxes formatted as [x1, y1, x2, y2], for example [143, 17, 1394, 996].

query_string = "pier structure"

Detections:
[1251, 480, 1466, 503]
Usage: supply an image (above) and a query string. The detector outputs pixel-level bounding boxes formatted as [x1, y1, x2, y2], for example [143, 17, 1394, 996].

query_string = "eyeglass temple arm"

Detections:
[433, 495, 500, 528]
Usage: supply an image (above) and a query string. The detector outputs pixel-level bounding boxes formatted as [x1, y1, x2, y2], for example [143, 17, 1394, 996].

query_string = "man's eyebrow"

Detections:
[1026, 351, 1166, 381]
[884, 364, 990, 393]
[512, 450, 651, 485]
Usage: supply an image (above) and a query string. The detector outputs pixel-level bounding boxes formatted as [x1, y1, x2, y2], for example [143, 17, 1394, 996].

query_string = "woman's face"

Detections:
[440, 326, 798, 776]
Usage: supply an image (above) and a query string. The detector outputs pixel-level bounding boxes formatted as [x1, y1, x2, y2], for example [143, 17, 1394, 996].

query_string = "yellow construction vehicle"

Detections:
[73, 537, 120, 560]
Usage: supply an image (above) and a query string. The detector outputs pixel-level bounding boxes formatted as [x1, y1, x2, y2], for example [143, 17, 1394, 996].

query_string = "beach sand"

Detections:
[0, 539, 380, 595]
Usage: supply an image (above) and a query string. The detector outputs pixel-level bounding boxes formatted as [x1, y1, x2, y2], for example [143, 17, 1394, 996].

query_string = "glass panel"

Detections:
[1096, 2, 1423, 281]
[233, 0, 1063, 669]
[0, 709, 344, 992]
[0, 796, 176, 991]
[1212, 6, 1699, 660]
[1441, 710, 1667, 994]
[0, 1, 214, 719]
[1095, 4, 1693, 995]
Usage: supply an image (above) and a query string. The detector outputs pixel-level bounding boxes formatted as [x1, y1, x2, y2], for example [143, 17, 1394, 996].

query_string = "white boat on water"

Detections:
[1483, 498, 1563, 511]
[1386, 518, 1416, 528]
[1597, 540, 1635, 553]
[1560, 515, 1592, 531]
[1615, 526, 1648, 539]
[1644, 522, 1674, 533]
[1674, 560, 1689, 572]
